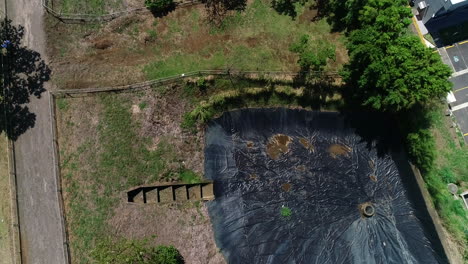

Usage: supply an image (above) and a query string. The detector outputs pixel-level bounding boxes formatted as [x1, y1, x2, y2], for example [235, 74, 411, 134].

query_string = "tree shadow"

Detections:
[292, 72, 341, 110]
[148, 2, 176, 18]
[0, 19, 51, 140]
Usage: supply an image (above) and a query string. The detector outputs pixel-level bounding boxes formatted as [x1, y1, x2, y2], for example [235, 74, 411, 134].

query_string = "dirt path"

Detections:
[3, 0, 68, 263]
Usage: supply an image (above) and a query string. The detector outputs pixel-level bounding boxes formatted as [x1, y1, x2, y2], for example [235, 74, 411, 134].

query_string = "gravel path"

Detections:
[3, 0, 68, 263]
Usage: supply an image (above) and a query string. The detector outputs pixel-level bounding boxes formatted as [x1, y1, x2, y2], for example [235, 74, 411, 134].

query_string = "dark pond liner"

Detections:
[205, 108, 448, 264]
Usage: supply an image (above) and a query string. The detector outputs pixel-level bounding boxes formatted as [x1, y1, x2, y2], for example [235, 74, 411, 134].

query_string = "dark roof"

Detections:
[417, 0, 468, 23]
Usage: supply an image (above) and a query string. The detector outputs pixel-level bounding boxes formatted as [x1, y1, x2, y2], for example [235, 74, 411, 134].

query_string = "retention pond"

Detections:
[205, 108, 447, 264]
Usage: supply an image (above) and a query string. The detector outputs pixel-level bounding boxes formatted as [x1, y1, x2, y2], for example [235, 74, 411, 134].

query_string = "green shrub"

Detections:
[57, 98, 69, 111]
[280, 206, 292, 217]
[154, 245, 184, 264]
[196, 78, 207, 92]
[92, 238, 183, 264]
[144, 0, 174, 13]
[139, 101, 148, 110]
[181, 112, 197, 131]
[439, 167, 456, 184]
[179, 169, 201, 183]
[406, 129, 435, 173]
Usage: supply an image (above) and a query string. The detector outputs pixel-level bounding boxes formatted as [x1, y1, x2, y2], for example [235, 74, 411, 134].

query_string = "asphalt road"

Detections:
[2, 0, 68, 263]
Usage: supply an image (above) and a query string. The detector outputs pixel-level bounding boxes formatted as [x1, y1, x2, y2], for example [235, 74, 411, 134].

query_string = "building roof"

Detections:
[417, 0, 468, 24]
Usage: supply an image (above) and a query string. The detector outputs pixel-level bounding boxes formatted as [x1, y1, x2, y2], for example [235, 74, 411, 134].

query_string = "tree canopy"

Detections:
[343, 30, 452, 111]
[322, 0, 452, 112]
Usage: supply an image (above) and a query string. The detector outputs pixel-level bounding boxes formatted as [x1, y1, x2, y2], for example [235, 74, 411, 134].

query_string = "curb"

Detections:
[409, 164, 460, 264]
[5, 137, 22, 264]
[412, 16, 426, 45]
[47, 91, 71, 264]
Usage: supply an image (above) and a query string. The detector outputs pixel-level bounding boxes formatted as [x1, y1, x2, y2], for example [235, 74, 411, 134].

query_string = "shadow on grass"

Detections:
[0, 19, 50, 140]
[147, 2, 176, 18]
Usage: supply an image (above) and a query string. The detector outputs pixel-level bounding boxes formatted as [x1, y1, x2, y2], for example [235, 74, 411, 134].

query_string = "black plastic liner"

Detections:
[205, 108, 448, 264]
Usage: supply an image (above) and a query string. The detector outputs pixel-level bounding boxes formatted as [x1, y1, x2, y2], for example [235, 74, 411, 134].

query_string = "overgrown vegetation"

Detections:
[144, 0, 345, 79]
[182, 78, 341, 128]
[201, 0, 246, 26]
[92, 237, 183, 264]
[421, 109, 468, 250]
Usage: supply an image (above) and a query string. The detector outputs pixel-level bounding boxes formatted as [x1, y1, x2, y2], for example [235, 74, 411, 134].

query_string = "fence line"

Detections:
[51, 70, 341, 96]
[47, 92, 71, 264]
[41, 0, 200, 24]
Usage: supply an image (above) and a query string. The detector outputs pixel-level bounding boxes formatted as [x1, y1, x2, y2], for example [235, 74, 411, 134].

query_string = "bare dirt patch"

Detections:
[266, 134, 292, 160]
[299, 137, 314, 152]
[137, 86, 205, 174]
[328, 143, 351, 158]
[281, 183, 292, 192]
[109, 201, 225, 264]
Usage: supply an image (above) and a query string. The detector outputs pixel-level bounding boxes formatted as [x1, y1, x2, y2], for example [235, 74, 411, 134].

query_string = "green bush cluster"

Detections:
[280, 206, 292, 217]
[289, 34, 335, 72]
[406, 130, 435, 173]
[92, 238, 183, 264]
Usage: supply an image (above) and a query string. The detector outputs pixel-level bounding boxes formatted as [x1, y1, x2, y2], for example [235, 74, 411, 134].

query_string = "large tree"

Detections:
[317, 0, 411, 32]
[343, 30, 452, 112]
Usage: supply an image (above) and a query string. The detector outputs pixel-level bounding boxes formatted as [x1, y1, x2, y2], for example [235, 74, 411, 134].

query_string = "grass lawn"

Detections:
[53, 0, 126, 15]
[0, 134, 12, 264]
